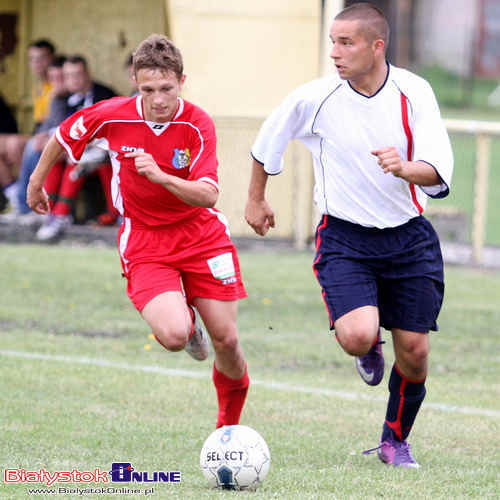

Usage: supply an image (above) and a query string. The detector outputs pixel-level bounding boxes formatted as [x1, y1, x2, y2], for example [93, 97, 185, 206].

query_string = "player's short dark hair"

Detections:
[335, 2, 390, 49]
[65, 55, 89, 71]
[133, 34, 183, 80]
[29, 39, 56, 54]
[50, 54, 67, 68]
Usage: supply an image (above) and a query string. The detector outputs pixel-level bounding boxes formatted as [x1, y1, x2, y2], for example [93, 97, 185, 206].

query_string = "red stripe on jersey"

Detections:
[400, 93, 423, 214]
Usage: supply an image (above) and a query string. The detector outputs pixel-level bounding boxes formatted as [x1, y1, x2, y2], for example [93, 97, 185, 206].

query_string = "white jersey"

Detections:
[251, 64, 453, 228]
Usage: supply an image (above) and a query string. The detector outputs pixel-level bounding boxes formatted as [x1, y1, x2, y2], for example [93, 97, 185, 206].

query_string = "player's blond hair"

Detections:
[133, 34, 183, 80]
[335, 2, 389, 50]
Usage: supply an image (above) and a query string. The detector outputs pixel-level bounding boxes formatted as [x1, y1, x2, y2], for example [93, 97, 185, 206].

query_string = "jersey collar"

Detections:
[347, 61, 390, 99]
[135, 95, 184, 121]
[135, 96, 185, 136]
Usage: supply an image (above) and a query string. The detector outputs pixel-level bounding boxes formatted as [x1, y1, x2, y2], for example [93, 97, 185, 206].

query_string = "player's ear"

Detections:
[179, 74, 187, 87]
[373, 39, 385, 56]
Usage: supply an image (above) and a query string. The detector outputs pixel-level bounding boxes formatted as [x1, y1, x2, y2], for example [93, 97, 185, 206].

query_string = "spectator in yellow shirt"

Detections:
[0, 39, 55, 212]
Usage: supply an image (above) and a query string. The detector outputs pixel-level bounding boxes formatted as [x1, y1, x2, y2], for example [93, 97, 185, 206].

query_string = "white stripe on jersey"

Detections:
[136, 95, 143, 118]
[55, 127, 78, 164]
[166, 122, 204, 171]
[88, 119, 146, 142]
[108, 150, 124, 216]
[174, 97, 185, 119]
[198, 176, 219, 191]
[207, 208, 230, 237]
[83, 118, 204, 173]
[119, 217, 132, 273]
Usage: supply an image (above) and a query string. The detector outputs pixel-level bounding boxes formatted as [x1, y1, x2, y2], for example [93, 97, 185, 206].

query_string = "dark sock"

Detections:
[382, 364, 426, 442]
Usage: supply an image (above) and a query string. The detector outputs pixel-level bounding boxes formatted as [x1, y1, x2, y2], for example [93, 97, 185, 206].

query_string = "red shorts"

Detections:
[117, 209, 247, 312]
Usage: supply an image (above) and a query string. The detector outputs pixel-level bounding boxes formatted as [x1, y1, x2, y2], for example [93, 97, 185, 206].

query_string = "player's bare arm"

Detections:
[125, 150, 218, 208]
[245, 158, 276, 237]
[371, 147, 440, 186]
[27, 135, 65, 214]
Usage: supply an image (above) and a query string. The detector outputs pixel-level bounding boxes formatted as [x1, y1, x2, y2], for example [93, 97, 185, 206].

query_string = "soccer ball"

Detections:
[200, 425, 271, 490]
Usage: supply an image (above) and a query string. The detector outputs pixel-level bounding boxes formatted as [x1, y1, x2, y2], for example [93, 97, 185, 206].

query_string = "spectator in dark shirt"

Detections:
[0, 55, 69, 225]
[35, 55, 117, 241]
[0, 40, 56, 212]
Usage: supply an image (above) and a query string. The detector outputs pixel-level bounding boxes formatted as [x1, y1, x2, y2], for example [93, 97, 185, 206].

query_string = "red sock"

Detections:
[43, 161, 65, 210]
[53, 164, 85, 216]
[213, 363, 249, 429]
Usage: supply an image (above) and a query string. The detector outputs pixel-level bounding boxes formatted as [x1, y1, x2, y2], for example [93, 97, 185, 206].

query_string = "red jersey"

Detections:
[56, 96, 219, 227]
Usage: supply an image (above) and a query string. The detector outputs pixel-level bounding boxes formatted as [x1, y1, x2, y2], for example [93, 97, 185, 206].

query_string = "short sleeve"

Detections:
[251, 83, 316, 175]
[411, 80, 454, 198]
[187, 114, 219, 192]
[55, 101, 107, 163]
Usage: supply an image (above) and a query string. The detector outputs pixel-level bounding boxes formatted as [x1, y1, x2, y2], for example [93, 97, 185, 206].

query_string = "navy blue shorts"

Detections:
[313, 215, 444, 333]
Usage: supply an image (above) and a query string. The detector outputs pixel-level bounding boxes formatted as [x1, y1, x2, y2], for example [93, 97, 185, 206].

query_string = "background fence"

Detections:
[214, 116, 500, 264]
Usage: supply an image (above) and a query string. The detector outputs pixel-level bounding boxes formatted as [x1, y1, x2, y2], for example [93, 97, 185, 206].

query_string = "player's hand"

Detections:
[125, 151, 167, 185]
[245, 199, 275, 236]
[371, 147, 407, 178]
[26, 180, 50, 214]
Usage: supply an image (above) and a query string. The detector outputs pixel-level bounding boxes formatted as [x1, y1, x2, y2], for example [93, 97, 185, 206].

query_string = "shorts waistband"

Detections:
[323, 214, 424, 234]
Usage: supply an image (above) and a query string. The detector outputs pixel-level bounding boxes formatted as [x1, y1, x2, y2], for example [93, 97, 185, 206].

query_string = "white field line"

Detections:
[1, 349, 499, 419]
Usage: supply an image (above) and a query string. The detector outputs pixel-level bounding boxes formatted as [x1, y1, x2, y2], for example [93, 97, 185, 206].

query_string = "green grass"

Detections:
[417, 65, 500, 113]
[1, 244, 499, 499]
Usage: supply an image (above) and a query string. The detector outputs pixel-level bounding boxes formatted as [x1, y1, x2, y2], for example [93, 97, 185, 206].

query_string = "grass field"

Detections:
[1, 244, 499, 499]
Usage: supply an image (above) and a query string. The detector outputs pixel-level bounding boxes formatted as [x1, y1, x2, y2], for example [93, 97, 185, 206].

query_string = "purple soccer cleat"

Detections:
[355, 329, 385, 386]
[363, 438, 420, 468]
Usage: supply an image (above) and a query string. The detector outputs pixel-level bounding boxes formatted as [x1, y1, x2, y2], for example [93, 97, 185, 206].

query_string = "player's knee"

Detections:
[337, 326, 377, 356]
[211, 328, 239, 354]
[153, 325, 189, 352]
[398, 338, 429, 373]
[405, 343, 429, 370]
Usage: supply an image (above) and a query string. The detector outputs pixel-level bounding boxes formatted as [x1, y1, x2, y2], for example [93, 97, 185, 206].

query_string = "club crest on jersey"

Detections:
[172, 148, 191, 169]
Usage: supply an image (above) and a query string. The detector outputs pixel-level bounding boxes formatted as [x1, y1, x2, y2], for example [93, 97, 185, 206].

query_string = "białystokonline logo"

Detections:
[3, 462, 181, 486]
[108, 463, 180, 483]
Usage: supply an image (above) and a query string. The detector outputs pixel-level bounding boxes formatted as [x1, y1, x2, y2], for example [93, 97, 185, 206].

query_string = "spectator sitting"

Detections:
[0, 55, 70, 226]
[36, 54, 117, 241]
[0, 93, 19, 212]
[0, 39, 56, 212]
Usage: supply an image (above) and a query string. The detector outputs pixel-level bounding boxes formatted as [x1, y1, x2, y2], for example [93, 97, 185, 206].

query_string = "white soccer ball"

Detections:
[200, 425, 271, 490]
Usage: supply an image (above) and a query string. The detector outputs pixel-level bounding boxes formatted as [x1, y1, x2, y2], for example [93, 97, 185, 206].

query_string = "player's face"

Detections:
[136, 68, 185, 123]
[329, 19, 378, 82]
